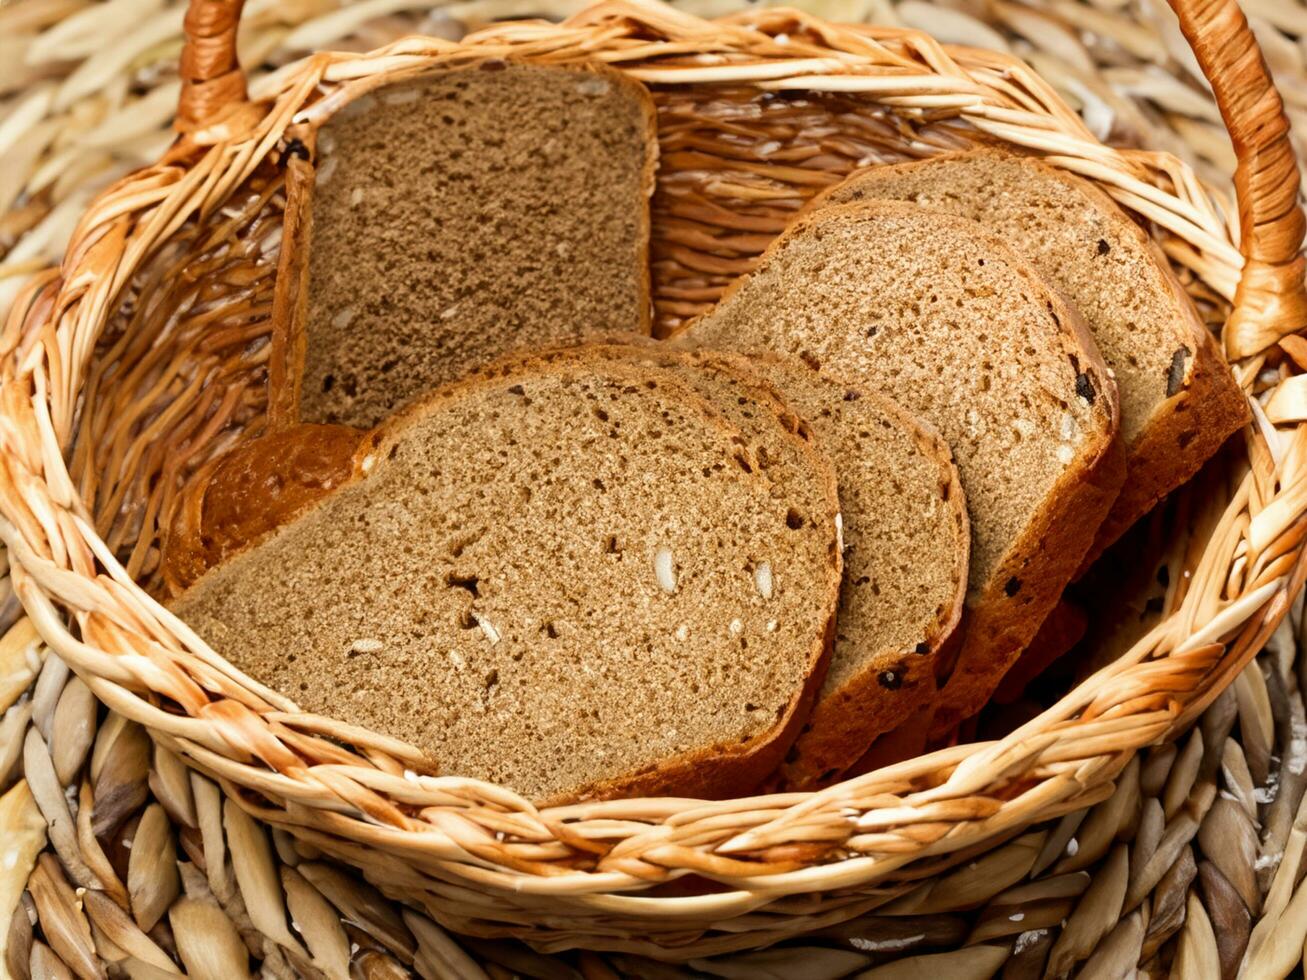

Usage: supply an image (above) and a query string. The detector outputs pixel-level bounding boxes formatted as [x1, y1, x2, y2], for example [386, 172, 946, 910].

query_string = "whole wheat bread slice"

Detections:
[812, 149, 1248, 566]
[478, 339, 966, 785]
[680, 201, 1125, 731]
[269, 61, 658, 429]
[746, 355, 969, 787]
[172, 355, 841, 804]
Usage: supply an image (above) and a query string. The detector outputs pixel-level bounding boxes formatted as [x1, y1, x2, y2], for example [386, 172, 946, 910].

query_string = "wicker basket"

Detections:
[1, 0, 1304, 959]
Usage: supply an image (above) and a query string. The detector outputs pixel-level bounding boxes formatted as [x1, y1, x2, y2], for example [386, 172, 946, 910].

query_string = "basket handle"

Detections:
[174, 0, 1307, 350]
[177, 0, 247, 133]
[1167, 0, 1307, 356]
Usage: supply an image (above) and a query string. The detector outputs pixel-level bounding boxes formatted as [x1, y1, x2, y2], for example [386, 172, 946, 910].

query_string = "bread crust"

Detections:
[841, 698, 936, 779]
[267, 148, 315, 429]
[677, 200, 1125, 734]
[160, 423, 366, 596]
[1074, 234, 1249, 569]
[266, 60, 658, 429]
[171, 350, 841, 805]
[992, 598, 1088, 704]
[930, 383, 1124, 733]
[544, 604, 836, 805]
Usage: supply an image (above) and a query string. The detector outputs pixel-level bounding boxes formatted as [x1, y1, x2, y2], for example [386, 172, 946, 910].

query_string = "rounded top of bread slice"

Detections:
[683, 200, 1119, 597]
[744, 355, 969, 787]
[281, 60, 658, 429]
[811, 148, 1217, 449]
[172, 355, 841, 804]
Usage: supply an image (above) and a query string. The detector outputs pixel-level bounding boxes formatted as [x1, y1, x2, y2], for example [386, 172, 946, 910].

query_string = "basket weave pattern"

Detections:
[0, 0, 1305, 956]
[4, 606, 1306, 976]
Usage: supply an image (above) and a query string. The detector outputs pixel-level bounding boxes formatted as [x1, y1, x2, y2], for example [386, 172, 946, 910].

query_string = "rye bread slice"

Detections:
[680, 201, 1125, 732]
[745, 355, 969, 787]
[171, 356, 841, 804]
[812, 149, 1249, 566]
[475, 344, 843, 612]
[268, 61, 658, 429]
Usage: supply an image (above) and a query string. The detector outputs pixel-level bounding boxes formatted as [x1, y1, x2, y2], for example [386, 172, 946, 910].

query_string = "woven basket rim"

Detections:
[1, 0, 1305, 953]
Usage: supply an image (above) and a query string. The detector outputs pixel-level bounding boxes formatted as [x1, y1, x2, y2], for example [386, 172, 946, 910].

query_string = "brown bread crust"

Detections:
[267, 149, 315, 429]
[170, 351, 841, 804]
[841, 699, 936, 779]
[992, 599, 1088, 705]
[161, 424, 367, 596]
[932, 422, 1124, 734]
[266, 60, 658, 430]
[541, 603, 836, 805]
[1076, 266, 1249, 569]
[676, 200, 1125, 735]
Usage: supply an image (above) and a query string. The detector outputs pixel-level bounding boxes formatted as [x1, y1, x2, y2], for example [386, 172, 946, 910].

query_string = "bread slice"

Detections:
[680, 201, 1125, 732]
[172, 355, 842, 804]
[812, 149, 1249, 565]
[269, 61, 658, 429]
[475, 345, 843, 619]
[745, 355, 969, 787]
[479, 340, 966, 784]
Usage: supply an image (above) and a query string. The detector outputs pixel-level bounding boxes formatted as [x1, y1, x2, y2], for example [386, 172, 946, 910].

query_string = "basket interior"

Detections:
[69, 78, 1243, 749]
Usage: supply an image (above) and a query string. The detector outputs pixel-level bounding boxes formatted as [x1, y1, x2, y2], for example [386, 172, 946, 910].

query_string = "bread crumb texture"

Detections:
[823, 150, 1194, 448]
[689, 203, 1109, 597]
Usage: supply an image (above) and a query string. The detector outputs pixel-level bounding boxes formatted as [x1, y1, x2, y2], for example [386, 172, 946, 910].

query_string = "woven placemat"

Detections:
[2, 1, 1307, 976]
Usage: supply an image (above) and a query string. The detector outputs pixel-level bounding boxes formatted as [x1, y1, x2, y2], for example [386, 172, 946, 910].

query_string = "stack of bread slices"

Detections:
[163, 61, 1249, 804]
